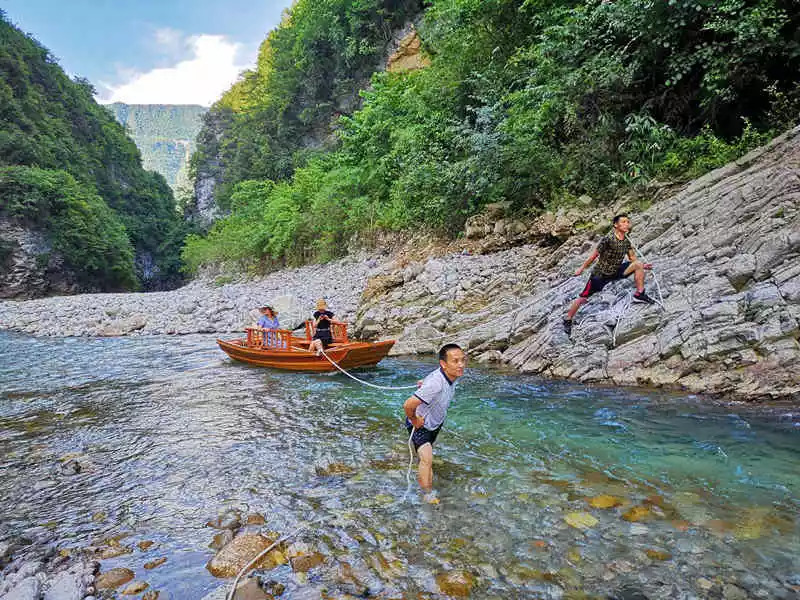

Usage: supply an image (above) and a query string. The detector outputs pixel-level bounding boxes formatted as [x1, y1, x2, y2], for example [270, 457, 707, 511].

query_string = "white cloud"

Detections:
[99, 33, 253, 106]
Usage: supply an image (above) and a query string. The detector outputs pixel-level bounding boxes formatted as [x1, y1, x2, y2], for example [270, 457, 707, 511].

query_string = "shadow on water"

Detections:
[0, 331, 799, 599]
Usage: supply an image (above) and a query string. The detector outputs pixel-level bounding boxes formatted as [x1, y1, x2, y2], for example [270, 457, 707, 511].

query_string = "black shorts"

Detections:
[312, 330, 333, 348]
[579, 261, 631, 298]
[405, 418, 442, 450]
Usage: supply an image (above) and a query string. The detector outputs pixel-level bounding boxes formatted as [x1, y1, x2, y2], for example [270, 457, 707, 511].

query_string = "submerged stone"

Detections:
[645, 549, 672, 561]
[564, 512, 599, 529]
[436, 569, 477, 597]
[95, 567, 135, 590]
[121, 580, 149, 595]
[290, 551, 325, 572]
[206, 533, 277, 578]
[144, 557, 167, 569]
[622, 506, 651, 522]
[588, 494, 624, 509]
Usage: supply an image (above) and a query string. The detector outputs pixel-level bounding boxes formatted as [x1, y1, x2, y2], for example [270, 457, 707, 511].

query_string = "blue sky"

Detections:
[2, 0, 295, 106]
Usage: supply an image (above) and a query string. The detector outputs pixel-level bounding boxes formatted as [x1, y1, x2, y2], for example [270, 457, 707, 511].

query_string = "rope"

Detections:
[319, 347, 419, 390]
[226, 516, 328, 600]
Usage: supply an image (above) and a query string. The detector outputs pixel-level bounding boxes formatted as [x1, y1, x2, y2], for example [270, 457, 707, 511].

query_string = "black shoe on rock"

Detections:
[632, 290, 656, 304]
[563, 319, 573, 335]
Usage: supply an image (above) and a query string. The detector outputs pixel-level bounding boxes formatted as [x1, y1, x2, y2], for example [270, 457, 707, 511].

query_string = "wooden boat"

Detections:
[216, 320, 395, 372]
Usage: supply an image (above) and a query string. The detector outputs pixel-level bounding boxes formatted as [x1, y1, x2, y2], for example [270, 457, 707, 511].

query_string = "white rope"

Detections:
[319, 347, 419, 390]
[611, 291, 633, 347]
[226, 516, 327, 600]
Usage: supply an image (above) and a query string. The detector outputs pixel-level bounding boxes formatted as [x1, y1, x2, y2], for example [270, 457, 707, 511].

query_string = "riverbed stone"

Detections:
[436, 570, 477, 597]
[95, 567, 135, 590]
[206, 533, 276, 578]
[121, 580, 149, 595]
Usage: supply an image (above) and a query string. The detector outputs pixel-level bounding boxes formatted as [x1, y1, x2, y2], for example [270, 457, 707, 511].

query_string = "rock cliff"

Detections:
[354, 125, 800, 401]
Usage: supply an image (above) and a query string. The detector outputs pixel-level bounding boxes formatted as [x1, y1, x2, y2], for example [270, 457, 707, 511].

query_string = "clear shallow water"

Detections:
[1, 331, 798, 599]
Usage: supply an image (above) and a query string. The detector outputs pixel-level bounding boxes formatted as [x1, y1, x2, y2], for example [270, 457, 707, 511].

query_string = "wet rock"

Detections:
[315, 462, 356, 476]
[95, 567, 135, 590]
[289, 552, 325, 573]
[137, 541, 155, 551]
[142, 591, 160, 600]
[697, 577, 715, 591]
[564, 512, 599, 529]
[210, 530, 234, 551]
[644, 549, 671, 561]
[245, 513, 266, 526]
[723, 583, 748, 600]
[435, 570, 477, 597]
[143, 557, 167, 570]
[622, 506, 651, 522]
[588, 494, 624, 509]
[121, 580, 149, 595]
[206, 533, 276, 578]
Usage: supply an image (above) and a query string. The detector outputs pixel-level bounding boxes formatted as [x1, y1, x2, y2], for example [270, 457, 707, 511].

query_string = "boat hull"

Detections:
[216, 338, 395, 372]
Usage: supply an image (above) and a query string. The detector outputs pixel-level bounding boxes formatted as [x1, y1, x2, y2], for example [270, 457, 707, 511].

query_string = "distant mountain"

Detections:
[107, 103, 207, 193]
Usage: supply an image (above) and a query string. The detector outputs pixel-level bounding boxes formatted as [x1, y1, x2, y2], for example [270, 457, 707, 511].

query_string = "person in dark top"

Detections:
[309, 298, 335, 355]
[563, 214, 655, 336]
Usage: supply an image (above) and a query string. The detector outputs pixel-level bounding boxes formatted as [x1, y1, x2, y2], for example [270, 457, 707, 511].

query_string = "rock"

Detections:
[622, 506, 651, 522]
[206, 533, 276, 578]
[2, 577, 41, 600]
[95, 568, 135, 590]
[588, 494, 624, 509]
[435, 570, 477, 597]
[137, 541, 155, 551]
[289, 552, 325, 573]
[245, 513, 266, 526]
[564, 512, 599, 529]
[723, 583, 748, 600]
[230, 579, 271, 600]
[209, 530, 234, 551]
[142, 591, 160, 600]
[121, 580, 149, 595]
[143, 557, 167, 570]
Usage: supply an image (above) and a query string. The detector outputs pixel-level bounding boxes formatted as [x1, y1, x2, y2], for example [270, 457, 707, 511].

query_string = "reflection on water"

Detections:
[1, 331, 799, 598]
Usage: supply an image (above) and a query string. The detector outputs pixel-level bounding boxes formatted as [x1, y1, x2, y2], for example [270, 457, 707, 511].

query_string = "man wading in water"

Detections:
[403, 344, 466, 504]
[563, 214, 655, 336]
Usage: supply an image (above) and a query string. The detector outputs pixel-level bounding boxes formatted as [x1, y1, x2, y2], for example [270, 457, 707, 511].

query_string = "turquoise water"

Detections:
[0, 331, 798, 598]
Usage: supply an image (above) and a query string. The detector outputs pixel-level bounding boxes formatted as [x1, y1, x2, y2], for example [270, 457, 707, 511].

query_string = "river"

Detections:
[1, 331, 798, 598]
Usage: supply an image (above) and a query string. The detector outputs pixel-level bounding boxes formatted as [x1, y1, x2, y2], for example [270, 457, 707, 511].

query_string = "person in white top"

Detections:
[403, 343, 467, 501]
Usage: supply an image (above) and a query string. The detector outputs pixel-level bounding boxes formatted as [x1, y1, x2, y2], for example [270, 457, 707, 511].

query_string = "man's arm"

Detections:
[575, 249, 599, 276]
[404, 395, 425, 429]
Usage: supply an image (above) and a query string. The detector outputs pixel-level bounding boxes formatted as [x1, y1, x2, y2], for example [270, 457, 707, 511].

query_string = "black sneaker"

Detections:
[632, 290, 656, 304]
[563, 319, 573, 335]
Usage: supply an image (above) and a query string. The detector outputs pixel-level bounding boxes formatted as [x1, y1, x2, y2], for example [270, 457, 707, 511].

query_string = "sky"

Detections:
[2, 0, 295, 106]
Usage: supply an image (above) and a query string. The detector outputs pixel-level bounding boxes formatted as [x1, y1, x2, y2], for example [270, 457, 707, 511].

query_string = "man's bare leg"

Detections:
[624, 260, 645, 293]
[417, 443, 433, 492]
[566, 297, 587, 321]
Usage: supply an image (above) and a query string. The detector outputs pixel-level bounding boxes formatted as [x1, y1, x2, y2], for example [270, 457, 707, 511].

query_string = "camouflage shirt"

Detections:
[592, 232, 632, 277]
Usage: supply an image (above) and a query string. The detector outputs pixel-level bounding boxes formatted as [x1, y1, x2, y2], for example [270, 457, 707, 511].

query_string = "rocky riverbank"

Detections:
[1, 127, 798, 402]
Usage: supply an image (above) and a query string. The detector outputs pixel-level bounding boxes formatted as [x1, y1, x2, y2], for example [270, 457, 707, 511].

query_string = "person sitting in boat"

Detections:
[309, 299, 335, 355]
[256, 306, 281, 347]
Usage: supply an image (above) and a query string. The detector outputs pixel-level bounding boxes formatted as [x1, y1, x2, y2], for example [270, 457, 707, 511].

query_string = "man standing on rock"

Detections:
[403, 343, 466, 503]
[563, 214, 655, 335]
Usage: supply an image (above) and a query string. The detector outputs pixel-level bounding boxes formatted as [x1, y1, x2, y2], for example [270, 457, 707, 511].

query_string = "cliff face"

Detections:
[354, 126, 800, 401]
[107, 103, 206, 193]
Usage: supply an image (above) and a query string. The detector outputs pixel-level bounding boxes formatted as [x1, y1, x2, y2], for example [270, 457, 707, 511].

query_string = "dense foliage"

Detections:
[0, 13, 186, 290]
[0, 166, 137, 289]
[186, 0, 800, 272]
